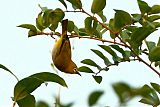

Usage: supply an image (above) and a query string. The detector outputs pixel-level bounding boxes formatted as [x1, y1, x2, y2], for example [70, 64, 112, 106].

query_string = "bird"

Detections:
[52, 19, 81, 76]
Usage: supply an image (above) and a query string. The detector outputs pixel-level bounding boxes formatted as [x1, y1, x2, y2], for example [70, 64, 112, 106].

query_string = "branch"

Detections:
[116, 36, 160, 77]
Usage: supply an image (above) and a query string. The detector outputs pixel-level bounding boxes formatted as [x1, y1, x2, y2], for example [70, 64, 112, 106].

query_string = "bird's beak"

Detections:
[76, 71, 81, 76]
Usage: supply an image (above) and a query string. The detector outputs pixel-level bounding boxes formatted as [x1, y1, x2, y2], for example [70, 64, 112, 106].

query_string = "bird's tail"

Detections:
[62, 19, 68, 39]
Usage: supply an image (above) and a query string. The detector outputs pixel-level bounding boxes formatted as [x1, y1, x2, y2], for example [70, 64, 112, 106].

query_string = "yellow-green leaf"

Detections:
[149, 46, 160, 62]
[88, 90, 104, 106]
[91, 0, 106, 14]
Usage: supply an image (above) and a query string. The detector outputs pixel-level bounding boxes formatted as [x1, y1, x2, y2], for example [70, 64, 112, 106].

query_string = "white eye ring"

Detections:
[73, 68, 77, 73]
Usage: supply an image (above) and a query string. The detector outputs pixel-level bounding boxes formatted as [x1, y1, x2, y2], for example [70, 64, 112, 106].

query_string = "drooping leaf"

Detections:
[139, 85, 160, 106]
[14, 77, 44, 101]
[120, 30, 130, 42]
[49, 22, 59, 31]
[139, 98, 156, 106]
[137, 0, 151, 14]
[17, 95, 35, 107]
[157, 37, 160, 46]
[59, 0, 67, 9]
[36, 12, 46, 31]
[129, 27, 155, 53]
[17, 24, 37, 32]
[91, 0, 106, 14]
[91, 49, 112, 66]
[151, 83, 160, 94]
[132, 14, 142, 22]
[149, 5, 160, 15]
[110, 45, 126, 58]
[14, 72, 67, 101]
[147, 15, 160, 22]
[36, 101, 49, 107]
[81, 59, 101, 69]
[92, 75, 102, 84]
[73, 25, 79, 36]
[99, 45, 120, 62]
[42, 9, 53, 27]
[29, 72, 67, 87]
[0, 64, 19, 81]
[49, 8, 65, 23]
[66, 0, 82, 9]
[112, 82, 132, 104]
[85, 17, 93, 34]
[67, 21, 74, 33]
[88, 90, 104, 106]
[28, 30, 38, 37]
[78, 66, 94, 73]
[109, 19, 116, 39]
[145, 41, 156, 52]
[97, 11, 107, 22]
[149, 46, 160, 62]
[38, 4, 48, 12]
[114, 10, 132, 31]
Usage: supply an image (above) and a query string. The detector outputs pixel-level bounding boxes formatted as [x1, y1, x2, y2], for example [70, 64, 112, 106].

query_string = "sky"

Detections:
[0, 0, 160, 107]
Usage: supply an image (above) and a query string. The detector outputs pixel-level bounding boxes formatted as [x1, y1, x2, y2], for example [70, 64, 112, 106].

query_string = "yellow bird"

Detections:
[52, 19, 81, 76]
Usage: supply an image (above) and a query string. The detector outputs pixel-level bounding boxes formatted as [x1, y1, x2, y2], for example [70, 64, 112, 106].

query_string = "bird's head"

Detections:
[66, 61, 81, 76]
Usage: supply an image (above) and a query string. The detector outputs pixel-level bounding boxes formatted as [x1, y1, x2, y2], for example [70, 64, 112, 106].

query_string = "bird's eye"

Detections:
[73, 68, 77, 73]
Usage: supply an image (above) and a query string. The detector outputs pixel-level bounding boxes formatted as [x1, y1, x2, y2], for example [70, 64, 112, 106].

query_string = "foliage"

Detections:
[0, 0, 160, 106]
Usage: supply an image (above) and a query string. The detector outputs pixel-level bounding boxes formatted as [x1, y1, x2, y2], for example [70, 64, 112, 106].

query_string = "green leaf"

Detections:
[73, 25, 79, 36]
[88, 90, 104, 106]
[49, 22, 59, 31]
[17, 95, 35, 107]
[36, 12, 46, 31]
[29, 72, 67, 87]
[0, 64, 19, 81]
[120, 30, 130, 42]
[132, 14, 142, 22]
[110, 45, 126, 58]
[149, 46, 160, 62]
[93, 29, 102, 38]
[145, 41, 156, 52]
[129, 27, 155, 53]
[147, 15, 160, 22]
[112, 82, 132, 103]
[114, 10, 132, 31]
[151, 83, 160, 94]
[0, 64, 18, 81]
[92, 76, 102, 84]
[139, 85, 160, 106]
[66, 0, 82, 9]
[157, 37, 160, 46]
[99, 45, 120, 62]
[137, 0, 151, 14]
[42, 9, 52, 27]
[50, 8, 65, 23]
[38, 5, 48, 12]
[17, 24, 37, 32]
[14, 72, 67, 101]
[97, 11, 107, 22]
[78, 66, 94, 73]
[59, 0, 67, 9]
[28, 30, 38, 37]
[139, 98, 155, 106]
[85, 17, 93, 34]
[149, 5, 160, 15]
[36, 101, 49, 107]
[109, 19, 116, 39]
[91, 49, 112, 66]
[81, 59, 101, 69]
[67, 21, 74, 33]
[91, 0, 106, 14]
[14, 77, 44, 101]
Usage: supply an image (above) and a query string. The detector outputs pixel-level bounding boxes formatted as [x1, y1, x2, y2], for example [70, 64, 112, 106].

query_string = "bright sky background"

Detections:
[0, 0, 160, 107]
